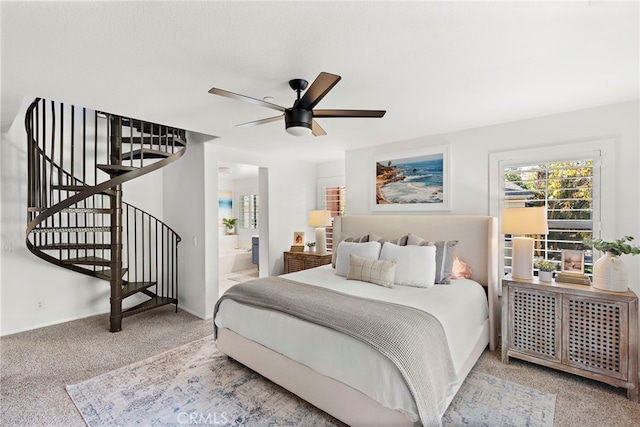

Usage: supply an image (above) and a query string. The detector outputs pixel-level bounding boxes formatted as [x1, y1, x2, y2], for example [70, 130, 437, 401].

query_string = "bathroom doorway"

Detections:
[218, 162, 260, 296]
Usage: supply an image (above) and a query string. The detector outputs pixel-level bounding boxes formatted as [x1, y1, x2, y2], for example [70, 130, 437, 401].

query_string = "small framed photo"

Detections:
[561, 250, 584, 274]
[293, 232, 305, 246]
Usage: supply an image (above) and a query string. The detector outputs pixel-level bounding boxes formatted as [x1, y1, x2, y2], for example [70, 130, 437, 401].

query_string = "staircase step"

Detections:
[121, 136, 186, 147]
[95, 268, 128, 281]
[96, 164, 140, 175]
[122, 148, 172, 160]
[51, 185, 116, 196]
[31, 226, 111, 233]
[62, 256, 111, 266]
[122, 281, 157, 298]
[28, 207, 112, 214]
[36, 243, 113, 250]
[122, 296, 177, 317]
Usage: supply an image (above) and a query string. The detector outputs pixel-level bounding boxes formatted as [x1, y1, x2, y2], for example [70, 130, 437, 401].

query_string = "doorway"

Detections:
[218, 162, 261, 296]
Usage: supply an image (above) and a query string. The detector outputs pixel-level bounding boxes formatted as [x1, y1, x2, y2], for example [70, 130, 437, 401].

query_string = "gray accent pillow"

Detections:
[407, 234, 458, 284]
[346, 254, 396, 288]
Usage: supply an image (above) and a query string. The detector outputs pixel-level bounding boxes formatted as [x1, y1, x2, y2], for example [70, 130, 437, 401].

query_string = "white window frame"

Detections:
[238, 194, 259, 229]
[489, 138, 616, 283]
[317, 176, 346, 251]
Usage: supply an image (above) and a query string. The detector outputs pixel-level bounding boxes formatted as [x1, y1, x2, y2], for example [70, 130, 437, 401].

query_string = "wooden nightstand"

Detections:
[284, 251, 332, 273]
[502, 274, 638, 401]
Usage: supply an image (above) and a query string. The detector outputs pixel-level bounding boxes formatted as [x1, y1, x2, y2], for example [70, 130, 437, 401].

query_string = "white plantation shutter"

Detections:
[502, 159, 597, 276]
[323, 186, 345, 251]
[238, 194, 259, 229]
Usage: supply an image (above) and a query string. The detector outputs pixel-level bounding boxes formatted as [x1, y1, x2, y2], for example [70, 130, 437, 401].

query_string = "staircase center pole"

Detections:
[109, 116, 124, 332]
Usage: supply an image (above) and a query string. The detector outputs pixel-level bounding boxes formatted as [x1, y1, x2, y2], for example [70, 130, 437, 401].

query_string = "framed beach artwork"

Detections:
[372, 145, 451, 211]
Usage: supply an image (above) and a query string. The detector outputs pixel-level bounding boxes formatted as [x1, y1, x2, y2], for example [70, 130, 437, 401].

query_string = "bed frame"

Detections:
[217, 215, 499, 426]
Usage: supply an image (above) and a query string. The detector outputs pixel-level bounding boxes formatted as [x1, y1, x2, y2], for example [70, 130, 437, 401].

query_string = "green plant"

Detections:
[222, 218, 237, 230]
[534, 258, 556, 272]
[306, 242, 316, 247]
[583, 235, 640, 256]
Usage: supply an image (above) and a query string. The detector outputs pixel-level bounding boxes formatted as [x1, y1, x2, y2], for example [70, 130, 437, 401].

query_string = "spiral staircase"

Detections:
[24, 98, 187, 332]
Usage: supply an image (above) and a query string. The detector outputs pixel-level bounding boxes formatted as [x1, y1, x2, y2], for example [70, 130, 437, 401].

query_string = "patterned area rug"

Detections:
[67, 335, 555, 427]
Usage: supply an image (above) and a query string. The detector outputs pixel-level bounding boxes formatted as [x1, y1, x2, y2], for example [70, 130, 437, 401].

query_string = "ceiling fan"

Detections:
[208, 72, 386, 136]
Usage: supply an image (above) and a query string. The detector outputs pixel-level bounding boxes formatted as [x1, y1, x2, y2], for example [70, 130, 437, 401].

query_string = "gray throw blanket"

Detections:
[214, 276, 458, 426]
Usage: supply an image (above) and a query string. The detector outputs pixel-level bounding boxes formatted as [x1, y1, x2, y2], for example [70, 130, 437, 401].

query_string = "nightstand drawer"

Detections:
[283, 251, 332, 274]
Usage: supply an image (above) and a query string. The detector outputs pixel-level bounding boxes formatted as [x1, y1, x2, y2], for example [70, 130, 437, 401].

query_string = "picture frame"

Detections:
[372, 144, 451, 211]
[218, 190, 233, 226]
[561, 249, 585, 274]
[293, 232, 305, 246]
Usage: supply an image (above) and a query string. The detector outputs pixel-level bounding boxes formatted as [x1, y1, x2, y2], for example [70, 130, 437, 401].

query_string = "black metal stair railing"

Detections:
[24, 98, 186, 331]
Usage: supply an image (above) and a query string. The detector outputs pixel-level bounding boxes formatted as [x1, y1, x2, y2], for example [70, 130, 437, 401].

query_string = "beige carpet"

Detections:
[66, 335, 555, 426]
[2, 306, 639, 426]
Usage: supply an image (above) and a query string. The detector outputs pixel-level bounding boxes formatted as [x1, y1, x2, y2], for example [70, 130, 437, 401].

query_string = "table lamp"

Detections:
[501, 206, 548, 280]
[309, 210, 332, 254]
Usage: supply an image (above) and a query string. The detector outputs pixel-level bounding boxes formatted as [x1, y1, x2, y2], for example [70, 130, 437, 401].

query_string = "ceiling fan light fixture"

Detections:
[284, 108, 313, 136]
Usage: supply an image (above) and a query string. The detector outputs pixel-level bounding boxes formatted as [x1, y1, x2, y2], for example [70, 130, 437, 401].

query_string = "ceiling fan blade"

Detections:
[313, 109, 386, 118]
[208, 87, 286, 112]
[311, 120, 327, 136]
[237, 114, 284, 128]
[295, 72, 341, 110]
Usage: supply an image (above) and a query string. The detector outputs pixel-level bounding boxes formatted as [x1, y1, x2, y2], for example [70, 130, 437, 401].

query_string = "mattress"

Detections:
[214, 265, 489, 422]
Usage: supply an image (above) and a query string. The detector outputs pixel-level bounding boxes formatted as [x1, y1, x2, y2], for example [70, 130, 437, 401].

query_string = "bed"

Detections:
[214, 215, 499, 426]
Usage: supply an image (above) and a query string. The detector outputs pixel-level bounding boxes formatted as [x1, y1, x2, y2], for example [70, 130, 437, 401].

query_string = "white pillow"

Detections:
[335, 241, 382, 277]
[379, 242, 436, 288]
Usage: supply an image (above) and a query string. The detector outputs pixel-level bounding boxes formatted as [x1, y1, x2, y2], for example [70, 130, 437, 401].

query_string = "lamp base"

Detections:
[315, 228, 327, 254]
[511, 236, 534, 280]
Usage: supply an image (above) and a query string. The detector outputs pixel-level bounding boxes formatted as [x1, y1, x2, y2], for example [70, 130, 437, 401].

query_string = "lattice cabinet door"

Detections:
[507, 286, 562, 363]
[502, 275, 638, 402]
[562, 295, 629, 380]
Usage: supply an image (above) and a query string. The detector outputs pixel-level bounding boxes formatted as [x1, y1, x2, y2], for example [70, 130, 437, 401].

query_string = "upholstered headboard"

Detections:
[333, 215, 499, 350]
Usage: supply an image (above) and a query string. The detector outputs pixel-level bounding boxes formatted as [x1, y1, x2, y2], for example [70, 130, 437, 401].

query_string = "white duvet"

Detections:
[214, 265, 488, 422]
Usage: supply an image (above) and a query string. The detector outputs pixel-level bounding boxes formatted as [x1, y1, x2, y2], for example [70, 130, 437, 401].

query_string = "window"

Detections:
[323, 186, 345, 251]
[502, 159, 596, 276]
[238, 194, 259, 229]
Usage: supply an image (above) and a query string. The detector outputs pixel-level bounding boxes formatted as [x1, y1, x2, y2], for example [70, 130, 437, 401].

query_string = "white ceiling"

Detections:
[2, 1, 638, 163]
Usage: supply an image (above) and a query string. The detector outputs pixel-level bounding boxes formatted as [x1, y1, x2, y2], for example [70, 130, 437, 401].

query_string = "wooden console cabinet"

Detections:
[284, 251, 332, 274]
[502, 275, 638, 401]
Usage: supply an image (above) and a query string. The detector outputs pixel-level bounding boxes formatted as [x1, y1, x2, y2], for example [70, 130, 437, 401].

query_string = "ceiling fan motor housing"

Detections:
[285, 108, 313, 135]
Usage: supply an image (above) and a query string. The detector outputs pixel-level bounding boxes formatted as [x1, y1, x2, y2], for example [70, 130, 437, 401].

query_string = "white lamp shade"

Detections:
[502, 207, 548, 280]
[309, 210, 332, 254]
[308, 210, 332, 227]
[501, 207, 548, 236]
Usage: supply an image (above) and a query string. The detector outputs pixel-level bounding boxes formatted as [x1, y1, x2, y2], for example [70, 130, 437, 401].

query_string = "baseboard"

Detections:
[1, 308, 109, 337]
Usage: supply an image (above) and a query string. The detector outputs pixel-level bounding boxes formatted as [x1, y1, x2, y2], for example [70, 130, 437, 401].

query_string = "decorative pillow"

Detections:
[379, 242, 436, 288]
[346, 254, 396, 288]
[335, 241, 382, 277]
[389, 234, 409, 246]
[452, 256, 473, 279]
[406, 234, 458, 284]
[332, 232, 385, 267]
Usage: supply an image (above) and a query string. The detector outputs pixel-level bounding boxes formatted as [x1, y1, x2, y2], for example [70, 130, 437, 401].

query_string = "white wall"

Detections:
[162, 135, 317, 320]
[0, 101, 165, 335]
[345, 100, 640, 344]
